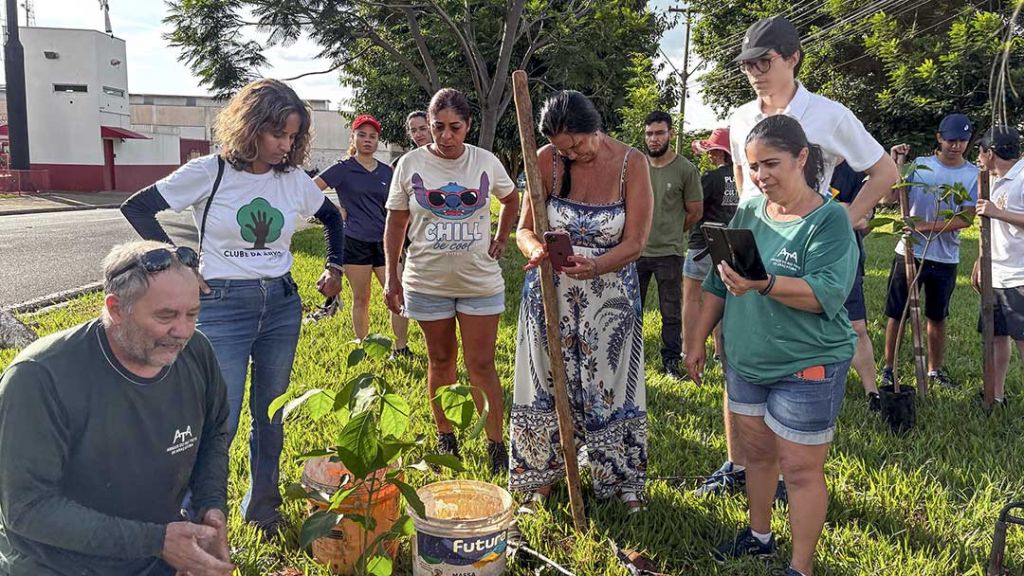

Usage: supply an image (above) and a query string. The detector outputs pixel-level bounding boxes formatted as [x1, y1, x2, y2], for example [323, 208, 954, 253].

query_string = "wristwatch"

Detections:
[326, 262, 344, 274]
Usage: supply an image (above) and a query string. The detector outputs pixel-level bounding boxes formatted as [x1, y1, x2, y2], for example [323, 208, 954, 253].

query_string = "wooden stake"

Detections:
[898, 186, 929, 396]
[979, 169, 996, 409]
[511, 70, 587, 532]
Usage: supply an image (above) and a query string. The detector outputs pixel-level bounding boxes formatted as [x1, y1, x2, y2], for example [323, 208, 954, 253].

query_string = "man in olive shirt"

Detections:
[0, 241, 233, 576]
[637, 110, 703, 379]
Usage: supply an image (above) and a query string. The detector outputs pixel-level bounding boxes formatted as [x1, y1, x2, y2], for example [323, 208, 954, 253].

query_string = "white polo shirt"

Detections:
[990, 159, 1024, 288]
[729, 82, 886, 200]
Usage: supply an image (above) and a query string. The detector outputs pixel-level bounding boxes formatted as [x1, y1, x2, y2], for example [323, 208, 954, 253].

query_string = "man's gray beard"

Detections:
[647, 144, 669, 158]
[110, 319, 187, 368]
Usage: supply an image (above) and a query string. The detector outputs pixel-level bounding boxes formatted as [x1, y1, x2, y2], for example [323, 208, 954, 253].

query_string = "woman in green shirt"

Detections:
[685, 115, 857, 576]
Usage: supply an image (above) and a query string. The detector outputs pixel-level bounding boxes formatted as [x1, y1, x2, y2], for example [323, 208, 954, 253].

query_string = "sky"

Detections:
[4, 0, 722, 130]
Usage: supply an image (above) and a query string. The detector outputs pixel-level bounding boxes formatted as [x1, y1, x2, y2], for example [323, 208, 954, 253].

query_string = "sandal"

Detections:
[517, 491, 547, 515]
[620, 491, 646, 514]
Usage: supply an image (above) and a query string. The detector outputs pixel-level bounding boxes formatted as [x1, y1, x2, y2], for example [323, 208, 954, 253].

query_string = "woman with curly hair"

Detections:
[120, 78, 345, 536]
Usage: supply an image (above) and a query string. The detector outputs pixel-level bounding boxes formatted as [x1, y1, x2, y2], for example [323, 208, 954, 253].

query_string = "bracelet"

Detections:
[326, 263, 344, 273]
[758, 274, 776, 296]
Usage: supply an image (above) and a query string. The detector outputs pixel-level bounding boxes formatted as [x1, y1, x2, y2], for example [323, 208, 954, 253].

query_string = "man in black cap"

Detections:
[708, 14, 899, 576]
[881, 113, 979, 391]
[973, 125, 1024, 405]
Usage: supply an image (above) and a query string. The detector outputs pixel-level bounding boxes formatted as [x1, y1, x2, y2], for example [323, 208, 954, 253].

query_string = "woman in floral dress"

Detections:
[510, 90, 653, 511]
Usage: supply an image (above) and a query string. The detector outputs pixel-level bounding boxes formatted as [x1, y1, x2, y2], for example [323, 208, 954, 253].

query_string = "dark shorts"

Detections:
[884, 256, 958, 322]
[345, 236, 386, 267]
[843, 249, 867, 322]
[977, 286, 1024, 341]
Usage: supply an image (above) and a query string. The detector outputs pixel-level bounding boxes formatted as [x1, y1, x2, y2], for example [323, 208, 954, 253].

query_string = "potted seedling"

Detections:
[269, 334, 486, 576]
[869, 161, 973, 433]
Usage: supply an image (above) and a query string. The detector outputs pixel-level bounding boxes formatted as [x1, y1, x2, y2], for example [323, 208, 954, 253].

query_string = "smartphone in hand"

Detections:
[543, 230, 574, 272]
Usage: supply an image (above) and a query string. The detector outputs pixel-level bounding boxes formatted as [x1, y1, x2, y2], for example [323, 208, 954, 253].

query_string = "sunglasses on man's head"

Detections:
[109, 246, 199, 280]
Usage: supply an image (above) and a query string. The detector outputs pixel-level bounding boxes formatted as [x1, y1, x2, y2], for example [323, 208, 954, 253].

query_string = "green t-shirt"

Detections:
[0, 319, 229, 576]
[644, 154, 703, 257]
[703, 196, 858, 384]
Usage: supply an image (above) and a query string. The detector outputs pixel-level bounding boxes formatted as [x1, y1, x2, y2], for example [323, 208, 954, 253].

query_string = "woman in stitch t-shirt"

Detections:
[120, 78, 345, 535]
[315, 114, 411, 356]
[383, 88, 519, 475]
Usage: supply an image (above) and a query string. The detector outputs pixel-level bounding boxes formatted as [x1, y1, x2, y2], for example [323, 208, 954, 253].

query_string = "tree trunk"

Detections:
[477, 103, 500, 151]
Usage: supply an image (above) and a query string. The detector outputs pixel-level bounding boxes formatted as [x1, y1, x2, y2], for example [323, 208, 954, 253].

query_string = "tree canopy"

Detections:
[165, 0, 666, 165]
[689, 0, 1024, 152]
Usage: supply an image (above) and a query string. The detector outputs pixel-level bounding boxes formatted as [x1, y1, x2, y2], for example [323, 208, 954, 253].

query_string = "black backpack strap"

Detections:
[198, 156, 226, 259]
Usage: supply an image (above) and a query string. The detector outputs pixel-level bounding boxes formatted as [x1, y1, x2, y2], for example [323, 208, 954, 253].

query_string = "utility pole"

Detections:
[667, 6, 693, 151]
[99, 0, 112, 34]
[5, 0, 30, 170]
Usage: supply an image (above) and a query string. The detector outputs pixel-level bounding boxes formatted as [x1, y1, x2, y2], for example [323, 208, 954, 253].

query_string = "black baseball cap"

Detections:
[732, 16, 801, 63]
[978, 125, 1021, 159]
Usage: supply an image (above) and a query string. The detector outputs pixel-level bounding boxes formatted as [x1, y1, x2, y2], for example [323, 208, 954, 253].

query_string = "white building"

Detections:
[0, 26, 396, 192]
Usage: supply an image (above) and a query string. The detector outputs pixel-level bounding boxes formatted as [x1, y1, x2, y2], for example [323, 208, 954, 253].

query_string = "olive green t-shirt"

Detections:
[703, 196, 858, 384]
[643, 154, 703, 257]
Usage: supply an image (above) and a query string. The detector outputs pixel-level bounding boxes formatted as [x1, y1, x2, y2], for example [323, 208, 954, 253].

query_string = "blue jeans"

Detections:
[725, 359, 851, 446]
[197, 273, 302, 526]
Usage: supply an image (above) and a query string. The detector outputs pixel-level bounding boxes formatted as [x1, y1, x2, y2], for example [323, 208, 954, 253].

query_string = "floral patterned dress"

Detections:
[509, 152, 648, 499]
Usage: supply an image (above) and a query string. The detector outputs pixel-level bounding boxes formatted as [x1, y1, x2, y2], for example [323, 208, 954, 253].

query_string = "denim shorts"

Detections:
[683, 248, 712, 281]
[404, 290, 505, 321]
[725, 359, 851, 445]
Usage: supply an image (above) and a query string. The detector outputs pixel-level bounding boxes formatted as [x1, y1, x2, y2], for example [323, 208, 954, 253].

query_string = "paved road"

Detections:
[0, 209, 197, 308]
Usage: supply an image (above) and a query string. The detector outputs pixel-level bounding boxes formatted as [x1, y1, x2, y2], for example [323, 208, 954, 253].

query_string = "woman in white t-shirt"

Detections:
[121, 78, 345, 536]
[383, 88, 519, 475]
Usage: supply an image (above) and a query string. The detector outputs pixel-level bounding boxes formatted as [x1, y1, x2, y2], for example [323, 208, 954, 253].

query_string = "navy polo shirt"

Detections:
[319, 158, 393, 242]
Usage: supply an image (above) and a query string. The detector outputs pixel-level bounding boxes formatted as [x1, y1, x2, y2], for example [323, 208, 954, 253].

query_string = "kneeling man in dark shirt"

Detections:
[0, 241, 233, 576]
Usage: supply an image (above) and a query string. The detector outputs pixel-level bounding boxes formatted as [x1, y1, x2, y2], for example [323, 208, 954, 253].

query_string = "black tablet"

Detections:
[700, 223, 769, 281]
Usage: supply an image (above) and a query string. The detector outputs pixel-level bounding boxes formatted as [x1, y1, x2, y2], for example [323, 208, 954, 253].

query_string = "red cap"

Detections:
[691, 127, 731, 156]
[352, 114, 381, 133]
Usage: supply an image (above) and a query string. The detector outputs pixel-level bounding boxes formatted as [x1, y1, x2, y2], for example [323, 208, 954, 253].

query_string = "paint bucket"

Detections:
[301, 457, 401, 575]
[408, 480, 515, 576]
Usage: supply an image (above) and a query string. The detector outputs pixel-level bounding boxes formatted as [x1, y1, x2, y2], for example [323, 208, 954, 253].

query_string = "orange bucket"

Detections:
[301, 457, 401, 574]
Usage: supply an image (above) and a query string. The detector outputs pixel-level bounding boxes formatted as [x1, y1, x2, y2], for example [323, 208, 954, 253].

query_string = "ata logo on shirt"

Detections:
[771, 247, 800, 272]
[236, 197, 284, 249]
[167, 425, 197, 456]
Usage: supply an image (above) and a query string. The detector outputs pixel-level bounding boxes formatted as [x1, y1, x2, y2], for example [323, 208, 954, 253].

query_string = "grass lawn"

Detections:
[3, 223, 1024, 576]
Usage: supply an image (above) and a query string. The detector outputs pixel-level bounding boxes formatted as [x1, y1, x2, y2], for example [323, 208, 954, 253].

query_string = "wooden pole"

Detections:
[899, 186, 929, 397]
[510, 70, 587, 532]
[979, 169, 996, 409]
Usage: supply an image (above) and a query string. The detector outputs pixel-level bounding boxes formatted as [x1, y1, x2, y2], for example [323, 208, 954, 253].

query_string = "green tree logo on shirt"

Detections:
[236, 198, 284, 249]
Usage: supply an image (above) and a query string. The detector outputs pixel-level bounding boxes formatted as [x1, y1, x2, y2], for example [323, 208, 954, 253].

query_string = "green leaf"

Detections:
[422, 453, 465, 472]
[956, 212, 975, 225]
[268, 388, 333, 421]
[392, 478, 426, 518]
[365, 556, 393, 576]
[363, 333, 392, 359]
[299, 510, 342, 549]
[328, 485, 358, 510]
[337, 411, 378, 479]
[392, 514, 415, 537]
[435, 384, 476, 431]
[306, 390, 338, 421]
[352, 382, 379, 414]
[347, 513, 378, 532]
[380, 394, 410, 438]
[337, 373, 376, 412]
[939, 209, 956, 221]
[347, 348, 367, 368]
